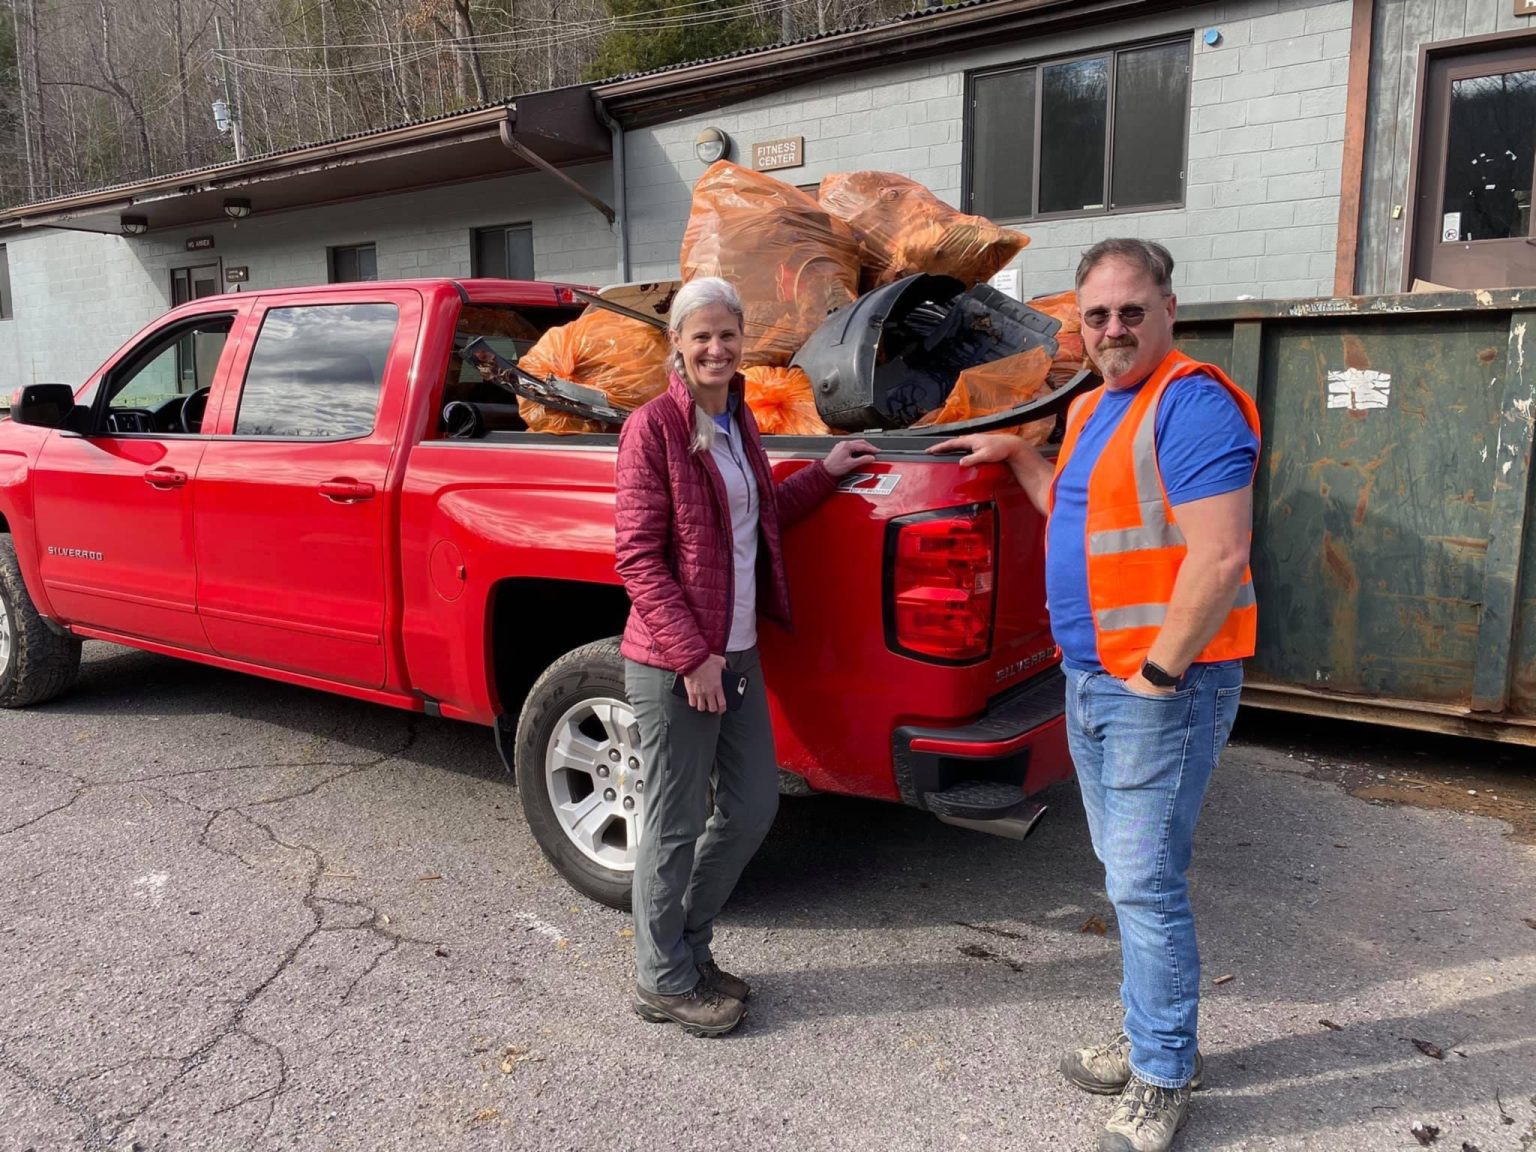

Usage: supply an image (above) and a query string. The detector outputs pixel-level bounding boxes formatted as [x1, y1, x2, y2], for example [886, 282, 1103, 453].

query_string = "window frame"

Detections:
[470, 223, 536, 280]
[328, 242, 379, 284]
[963, 34, 1193, 224]
[0, 244, 12, 321]
[87, 312, 241, 438]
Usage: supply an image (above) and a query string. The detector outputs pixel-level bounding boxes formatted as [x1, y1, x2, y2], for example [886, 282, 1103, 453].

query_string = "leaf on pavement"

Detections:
[1213, 974, 1235, 986]
[470, 1108, 500, 1124]
[1319, 1019, 1344, 1031]
[1523, 918, 1536, 930]
[1412, 1038, 1445, 1060]
[1409, 1121, 1439, 1146]
[1461, 1142, 1482, 1151]
[1079, 915, 1108, 936]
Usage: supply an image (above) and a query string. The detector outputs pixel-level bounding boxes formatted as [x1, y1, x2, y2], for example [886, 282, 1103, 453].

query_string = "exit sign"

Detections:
[1518, 0, 1536, 16]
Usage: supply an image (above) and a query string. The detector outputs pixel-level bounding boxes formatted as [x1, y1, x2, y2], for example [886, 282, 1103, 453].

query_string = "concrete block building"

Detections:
[0, 0, 1532, 392]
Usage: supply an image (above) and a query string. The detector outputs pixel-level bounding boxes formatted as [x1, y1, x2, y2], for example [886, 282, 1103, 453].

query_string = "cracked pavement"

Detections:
[2, 642, 1534, 1151]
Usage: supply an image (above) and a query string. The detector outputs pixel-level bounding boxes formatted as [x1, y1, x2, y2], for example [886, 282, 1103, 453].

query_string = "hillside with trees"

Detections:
[0, 0, 925, 208]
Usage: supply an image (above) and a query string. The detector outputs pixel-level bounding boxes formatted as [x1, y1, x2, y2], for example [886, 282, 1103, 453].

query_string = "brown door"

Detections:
[1411, 43, 1536, 290]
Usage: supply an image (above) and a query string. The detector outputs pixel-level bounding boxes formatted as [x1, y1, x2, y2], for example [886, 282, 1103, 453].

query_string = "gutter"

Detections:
[594, 0, 1190, 127]
[592, 98, 630, 283]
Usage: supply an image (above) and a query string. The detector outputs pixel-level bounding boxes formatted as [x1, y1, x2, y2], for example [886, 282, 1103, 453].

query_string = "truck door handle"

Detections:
[144, 467, 188, 489]
[319, 478, 376, 503]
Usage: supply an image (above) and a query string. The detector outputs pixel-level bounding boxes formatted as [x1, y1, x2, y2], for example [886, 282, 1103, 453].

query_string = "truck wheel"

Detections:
[515, 638, 642, 911]
[0, 536, 82, 708]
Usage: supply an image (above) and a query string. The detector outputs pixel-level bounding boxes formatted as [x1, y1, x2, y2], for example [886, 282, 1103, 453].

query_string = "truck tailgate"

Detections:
[757, 440, 1059, 801]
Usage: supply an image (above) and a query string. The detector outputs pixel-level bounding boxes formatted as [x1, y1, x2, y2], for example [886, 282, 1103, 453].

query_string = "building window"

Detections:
[0, 245, 12, 320]
[472, 225, 535, 279]
[233, 303, 396, 438]
[329, 243, 378, 283]
[966, 38, 1191, 221]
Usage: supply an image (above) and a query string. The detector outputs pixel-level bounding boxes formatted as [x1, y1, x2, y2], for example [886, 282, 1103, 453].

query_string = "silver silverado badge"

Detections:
[46, 546, 104, 561]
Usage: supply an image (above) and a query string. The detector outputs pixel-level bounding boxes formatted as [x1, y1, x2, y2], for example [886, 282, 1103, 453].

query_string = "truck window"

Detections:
[232, 303, 398, 439]
[435, 304, 579, 436]
[103, 314, 234, 435]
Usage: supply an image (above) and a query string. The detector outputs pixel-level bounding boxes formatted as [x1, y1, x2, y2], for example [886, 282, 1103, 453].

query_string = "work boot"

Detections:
[633, 983, 744, 1037]
[698, 959, 751, 1001]
[1098, 1076, 1191, 1152]
[1060, 1033, 1202, 1095]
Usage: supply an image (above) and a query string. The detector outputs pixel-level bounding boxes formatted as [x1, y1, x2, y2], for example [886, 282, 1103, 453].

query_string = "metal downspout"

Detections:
[593, 98, 630, 283]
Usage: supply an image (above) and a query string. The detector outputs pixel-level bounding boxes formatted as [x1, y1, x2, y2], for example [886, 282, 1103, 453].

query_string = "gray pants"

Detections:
[626, 647, 779, 996]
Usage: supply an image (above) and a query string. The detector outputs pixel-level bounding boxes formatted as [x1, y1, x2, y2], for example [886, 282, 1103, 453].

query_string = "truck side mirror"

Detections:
[8, 383, 77, 429]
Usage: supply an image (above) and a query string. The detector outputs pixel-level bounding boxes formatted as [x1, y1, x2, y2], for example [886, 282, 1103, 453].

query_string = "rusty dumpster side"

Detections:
[1174, 288, 1536, 745]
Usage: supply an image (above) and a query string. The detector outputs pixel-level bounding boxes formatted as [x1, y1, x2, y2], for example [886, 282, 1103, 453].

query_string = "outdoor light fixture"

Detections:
[119, 215, 149, 236]
[694, 127, 730, 165]
[223, 198, 252, 220]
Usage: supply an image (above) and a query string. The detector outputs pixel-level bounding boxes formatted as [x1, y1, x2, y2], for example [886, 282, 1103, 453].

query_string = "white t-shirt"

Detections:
[708, 409, 761, 653]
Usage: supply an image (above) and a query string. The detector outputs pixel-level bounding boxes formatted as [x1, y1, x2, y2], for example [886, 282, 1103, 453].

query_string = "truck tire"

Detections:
[515, 638, 642, 911]
[0, 536, 82, 708]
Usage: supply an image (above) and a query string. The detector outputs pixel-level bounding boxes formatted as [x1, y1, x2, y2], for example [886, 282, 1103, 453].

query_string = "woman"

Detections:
[614, 277, 877, 1037]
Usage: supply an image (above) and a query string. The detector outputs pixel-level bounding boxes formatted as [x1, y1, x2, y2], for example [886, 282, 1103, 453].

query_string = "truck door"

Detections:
[192, 290, 419, 688]
[31, 306, 250, 651]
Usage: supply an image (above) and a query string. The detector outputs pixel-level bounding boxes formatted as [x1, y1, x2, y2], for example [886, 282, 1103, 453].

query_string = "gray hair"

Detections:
[1075, 238, 1176, 295]
[669, 276, 746, 454]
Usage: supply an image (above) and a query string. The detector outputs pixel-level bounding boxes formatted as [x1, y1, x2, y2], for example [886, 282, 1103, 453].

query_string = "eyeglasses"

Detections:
[1081, 305, 1161, 330]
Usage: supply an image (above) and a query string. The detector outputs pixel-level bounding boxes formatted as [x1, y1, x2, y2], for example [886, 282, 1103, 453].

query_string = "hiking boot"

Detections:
[633, 983, 744, 1037]
[698, 959, 751, 1001]
[1099, 1076, 1191, 1152]
[1061, 1033, 1202, 1095]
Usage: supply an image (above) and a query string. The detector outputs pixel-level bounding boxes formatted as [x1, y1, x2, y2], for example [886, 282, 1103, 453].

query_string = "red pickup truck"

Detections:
[0, 278, 1071, 907]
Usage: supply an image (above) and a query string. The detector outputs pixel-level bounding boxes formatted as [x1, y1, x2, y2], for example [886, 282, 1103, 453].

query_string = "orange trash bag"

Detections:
[818, 171, 1030, 292]
[743, 366, 831, 436]
[517, 308, 671, 434]
[911, 346, 1056, 446]
[680, 160, 860, 368]
[1029, 290, 1089, 389]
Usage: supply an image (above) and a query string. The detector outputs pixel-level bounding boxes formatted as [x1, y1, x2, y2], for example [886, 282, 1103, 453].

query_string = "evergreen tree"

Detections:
[584, 0, 775, 81]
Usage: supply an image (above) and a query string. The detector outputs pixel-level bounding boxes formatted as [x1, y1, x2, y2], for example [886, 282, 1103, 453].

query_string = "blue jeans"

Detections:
[1063, 659, 1244, 1090]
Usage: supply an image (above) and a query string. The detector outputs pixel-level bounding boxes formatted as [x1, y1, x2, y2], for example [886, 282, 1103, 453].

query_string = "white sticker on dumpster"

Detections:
[1326, 368, 1391, 410]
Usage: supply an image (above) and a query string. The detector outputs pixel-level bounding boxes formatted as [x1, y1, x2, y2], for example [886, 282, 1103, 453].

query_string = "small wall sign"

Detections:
[225, 266, 249, 283]
[751, 136, 804, 172]
[1518, 0, 1536, 16]
[185, 236, 215, 251]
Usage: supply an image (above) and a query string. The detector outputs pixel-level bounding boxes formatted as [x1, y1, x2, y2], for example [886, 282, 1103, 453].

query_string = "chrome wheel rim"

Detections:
[0, 593, 11, 680]
[545, 696, 644, 872]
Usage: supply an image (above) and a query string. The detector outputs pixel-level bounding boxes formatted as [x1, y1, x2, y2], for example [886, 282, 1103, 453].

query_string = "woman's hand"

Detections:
[684, 653, 729, 713]
[926, 433, 1022, 467]
[823, 439, 880, 478]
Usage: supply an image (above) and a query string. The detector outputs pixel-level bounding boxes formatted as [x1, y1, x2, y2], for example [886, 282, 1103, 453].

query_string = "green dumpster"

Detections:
[1173, 288, 1536, 745]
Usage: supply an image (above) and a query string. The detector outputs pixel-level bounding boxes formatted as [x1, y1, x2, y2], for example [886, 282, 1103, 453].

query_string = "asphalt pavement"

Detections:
[2, 642, 1533, 1151]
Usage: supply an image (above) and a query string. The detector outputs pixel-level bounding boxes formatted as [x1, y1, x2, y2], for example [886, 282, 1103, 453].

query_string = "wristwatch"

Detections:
[1140, 659, 1180, 688]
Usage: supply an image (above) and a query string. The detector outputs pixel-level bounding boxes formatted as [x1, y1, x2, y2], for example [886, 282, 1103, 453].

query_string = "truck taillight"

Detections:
[886, 505, 997, 663]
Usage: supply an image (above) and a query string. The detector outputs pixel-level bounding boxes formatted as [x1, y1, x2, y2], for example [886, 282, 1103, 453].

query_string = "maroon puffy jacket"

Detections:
[615, 371, 837, 674]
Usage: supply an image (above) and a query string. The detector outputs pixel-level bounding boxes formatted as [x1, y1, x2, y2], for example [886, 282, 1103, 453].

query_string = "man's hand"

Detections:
[684, 653, 728, 714]
[925, 433, 1021, 467]
[1123, 670, 1178, 698]
[823, 439, 880, 478]
[927, 433, 1055, 516]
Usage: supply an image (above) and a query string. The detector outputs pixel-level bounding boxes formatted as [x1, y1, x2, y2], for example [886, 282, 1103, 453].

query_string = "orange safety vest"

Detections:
[1048, 349, 1261, 678]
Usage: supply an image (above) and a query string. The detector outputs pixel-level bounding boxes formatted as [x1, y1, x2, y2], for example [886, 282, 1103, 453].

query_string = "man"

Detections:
[932, 238, 1260, 1152]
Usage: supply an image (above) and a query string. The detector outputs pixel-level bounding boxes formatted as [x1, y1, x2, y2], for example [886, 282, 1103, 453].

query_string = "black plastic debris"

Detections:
[791, 273, 1061, 432]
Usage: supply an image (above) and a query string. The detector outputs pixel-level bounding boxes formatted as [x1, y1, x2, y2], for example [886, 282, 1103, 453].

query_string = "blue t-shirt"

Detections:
[1046, 373, 1258, 670]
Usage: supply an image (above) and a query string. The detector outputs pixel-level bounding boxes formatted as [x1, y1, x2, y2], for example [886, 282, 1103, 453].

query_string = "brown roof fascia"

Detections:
[1, 105, 513, 227]
[593, 0, 1193, 127]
